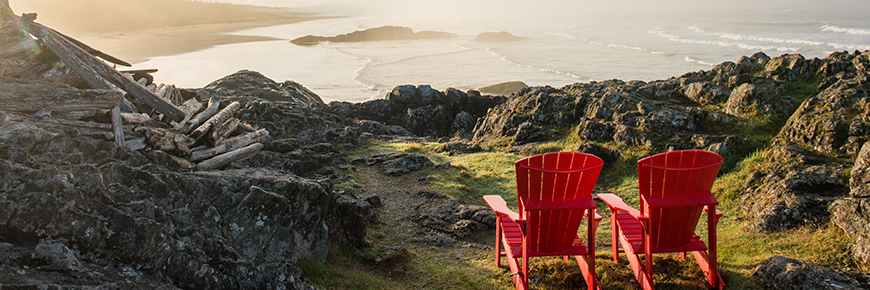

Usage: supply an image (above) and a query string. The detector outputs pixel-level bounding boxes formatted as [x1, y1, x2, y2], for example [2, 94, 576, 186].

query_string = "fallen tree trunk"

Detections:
[196, 143, 263, 171]
[24, 20, 186, 122]
[190, 129, 269, 162]
[0, 81, 123, 119]
[189, 101, 240, 141]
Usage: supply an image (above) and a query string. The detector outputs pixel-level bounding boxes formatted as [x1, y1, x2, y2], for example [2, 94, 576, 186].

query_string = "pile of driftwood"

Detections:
[0, 3, 268, 171]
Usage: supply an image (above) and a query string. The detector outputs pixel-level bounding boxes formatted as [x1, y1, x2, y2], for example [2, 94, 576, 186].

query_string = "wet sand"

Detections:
[74, 16, 328, 65]
[9, 1, 328, 65]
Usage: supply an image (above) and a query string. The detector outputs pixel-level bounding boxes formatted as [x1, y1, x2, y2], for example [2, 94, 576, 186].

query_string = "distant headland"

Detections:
[473, 31, 526, 42]
[291, 26, 458, 45]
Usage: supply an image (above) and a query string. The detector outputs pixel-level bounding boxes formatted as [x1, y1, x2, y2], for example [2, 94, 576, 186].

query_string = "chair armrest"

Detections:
[597, 193, 647, 220]
[703, 206, 724, 218]
[483, 195, 522, 222]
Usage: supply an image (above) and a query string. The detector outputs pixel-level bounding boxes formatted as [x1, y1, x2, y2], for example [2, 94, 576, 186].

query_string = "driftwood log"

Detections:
[183, 97, 220, 134]
[0, 81, 123, 119]
[23, 20, 186, 121]
[191, 128, 269, 162]
[211, 117, 240, 145]
[189, 101, 240, 140]
[196, 143, 263, 171]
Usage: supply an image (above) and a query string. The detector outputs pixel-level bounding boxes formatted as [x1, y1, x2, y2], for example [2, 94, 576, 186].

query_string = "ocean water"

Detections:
[137, 0, 870, 103]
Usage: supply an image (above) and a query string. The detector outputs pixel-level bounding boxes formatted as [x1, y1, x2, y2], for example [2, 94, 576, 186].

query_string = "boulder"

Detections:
[753, 255, 863, 290]
[850, 141, 870, 197]
[684, 81, 731, 105]
[829, 199, 870, 267]
[738, 145, 848, 232]
[366, 152, 435, 176]
[724, 82, 793, 118]
[205, 70, 324, 107]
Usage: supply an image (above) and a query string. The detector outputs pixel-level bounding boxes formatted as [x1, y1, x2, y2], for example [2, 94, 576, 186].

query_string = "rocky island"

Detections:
[2, 4, 870, 290]
[473, 31, 526, 42]
[290, 26, 458, 45]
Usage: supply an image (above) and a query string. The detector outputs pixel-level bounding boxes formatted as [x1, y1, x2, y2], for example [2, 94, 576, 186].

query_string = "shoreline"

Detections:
[71, 16, 333, 65]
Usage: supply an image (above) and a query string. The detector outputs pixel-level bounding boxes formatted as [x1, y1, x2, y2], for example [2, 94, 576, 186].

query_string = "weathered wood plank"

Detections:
[190, 128, 269, 162]
[0, 81, 123, 119]
[210, 117, 240, 146]
[182, 96, 220, 134]
[189, 101, 240, 140]
[24, 21, 186, 121]
[111, 104, 124, 146]
[196, 143, 263, 171]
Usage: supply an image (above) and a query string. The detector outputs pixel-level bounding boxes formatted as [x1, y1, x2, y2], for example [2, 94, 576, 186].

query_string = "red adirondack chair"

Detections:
[598, 149, 725, 290]
[483, 152, 604, 290]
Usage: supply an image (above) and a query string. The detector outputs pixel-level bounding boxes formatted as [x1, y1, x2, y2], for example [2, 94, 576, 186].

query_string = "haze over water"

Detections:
[140, 0, 870, 103]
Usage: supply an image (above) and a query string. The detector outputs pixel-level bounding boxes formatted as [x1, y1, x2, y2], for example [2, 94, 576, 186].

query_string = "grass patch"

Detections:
[298, 255, 399, 289]
[431, 152, 519, 204]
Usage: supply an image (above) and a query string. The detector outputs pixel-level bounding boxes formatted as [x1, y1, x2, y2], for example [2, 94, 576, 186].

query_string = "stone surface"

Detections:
[850, 141, 870, 197]
[753, 255, 863, 290]
[412, 191, 495, 239]
[205, 69, 324, 107]
[366, 151, 435, 176]
[0, 117, 369, 289]
[829, 199, 870, 267]
[738, 145, 848, 232]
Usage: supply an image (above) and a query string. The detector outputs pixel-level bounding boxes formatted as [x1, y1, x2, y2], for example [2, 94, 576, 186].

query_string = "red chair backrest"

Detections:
[638, 150, 723, 249]
[515, 152, 603, 253]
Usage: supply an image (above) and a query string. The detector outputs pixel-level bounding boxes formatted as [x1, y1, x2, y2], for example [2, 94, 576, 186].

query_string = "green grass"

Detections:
[322, 138, 859, 290]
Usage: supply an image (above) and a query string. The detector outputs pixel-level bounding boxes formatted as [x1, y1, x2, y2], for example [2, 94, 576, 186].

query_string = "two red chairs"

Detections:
[484, 150, 726, 290]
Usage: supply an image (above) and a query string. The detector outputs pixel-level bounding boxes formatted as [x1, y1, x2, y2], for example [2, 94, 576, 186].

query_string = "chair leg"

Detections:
[610, 209, 619, 262]
[495, 219, 502, 268]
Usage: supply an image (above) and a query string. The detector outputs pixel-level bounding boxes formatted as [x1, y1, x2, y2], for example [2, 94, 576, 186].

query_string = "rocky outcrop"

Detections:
[328, 85, 506, 139]
[205, 70, 324, 107]
[291, 26, 457, 45]
[778, 52, 870, 158]
[0, 117, 370, 288]
[738, 145, 848, 232]
[753, 255, 864, 290]
[830, 199, 870, 267]
[735, 51, 870, 267]
[471, 80, 741, 150]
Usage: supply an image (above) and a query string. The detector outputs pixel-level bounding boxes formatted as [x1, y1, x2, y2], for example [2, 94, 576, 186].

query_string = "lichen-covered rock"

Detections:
[738, 145, 848, 232]
[684, 81, 731, 105]
[0, 119, 351, 289]
[850, 141, 870, 197]
[724, 82, 793, 118]
[753, 255, 863, 290]
[366, 151, 435, 176]
[829, 199, 870, 268]
[328, 85, 504, 138]
[205, 70, 324, 107]
[778, 52, 870, 157]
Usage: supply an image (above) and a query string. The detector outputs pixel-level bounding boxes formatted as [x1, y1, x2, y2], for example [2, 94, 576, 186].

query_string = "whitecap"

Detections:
[821, 25, 870, 35]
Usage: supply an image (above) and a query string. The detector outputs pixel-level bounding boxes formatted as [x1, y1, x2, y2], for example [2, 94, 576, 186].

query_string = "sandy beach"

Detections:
[73, 16, 329, 64]
[10, 0, 327, 64]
